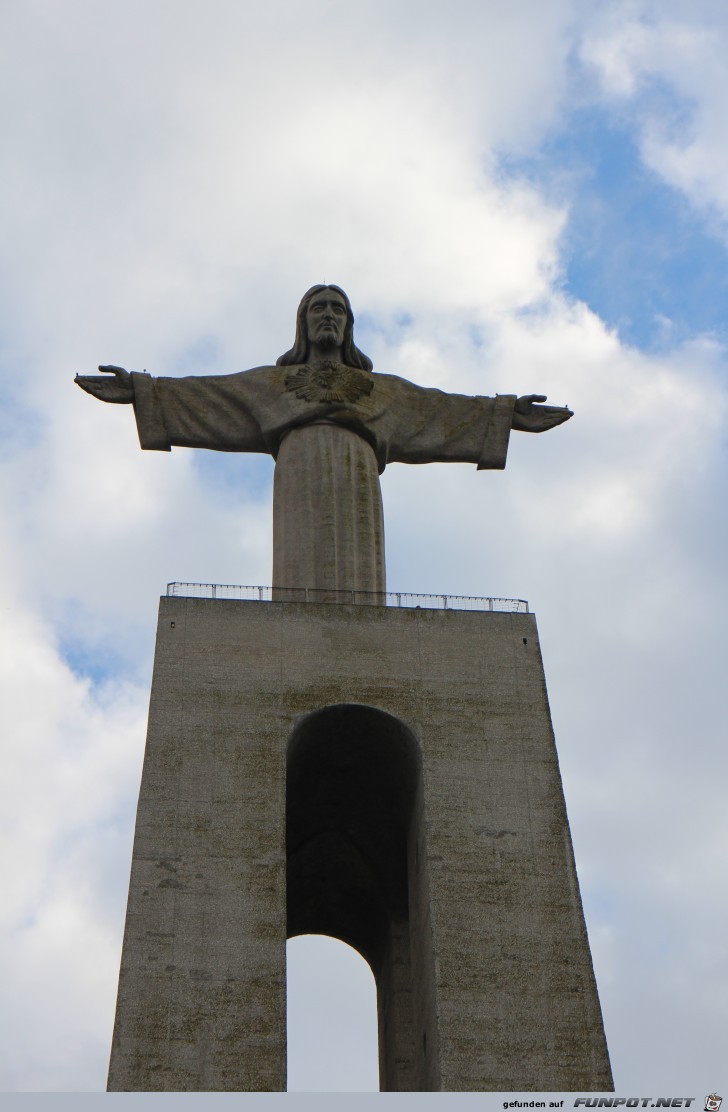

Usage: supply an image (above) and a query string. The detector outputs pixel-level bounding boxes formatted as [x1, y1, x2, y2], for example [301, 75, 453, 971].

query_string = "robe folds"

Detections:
[130, 363, 516, 597]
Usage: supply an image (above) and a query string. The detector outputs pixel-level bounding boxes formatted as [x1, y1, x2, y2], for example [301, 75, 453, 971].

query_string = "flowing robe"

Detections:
[130, 362, 516, 597]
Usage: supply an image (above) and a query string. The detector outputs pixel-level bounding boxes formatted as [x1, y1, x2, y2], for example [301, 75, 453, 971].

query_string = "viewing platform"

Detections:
[166, 582, 529, 613]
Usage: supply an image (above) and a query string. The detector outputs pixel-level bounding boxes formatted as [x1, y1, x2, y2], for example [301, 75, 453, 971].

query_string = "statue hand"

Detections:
[512, 394, 573, 433]
[75, 365, 134, 404]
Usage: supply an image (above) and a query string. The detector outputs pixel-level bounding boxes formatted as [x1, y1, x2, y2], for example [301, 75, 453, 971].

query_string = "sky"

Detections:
[0, 0, 726, 1098]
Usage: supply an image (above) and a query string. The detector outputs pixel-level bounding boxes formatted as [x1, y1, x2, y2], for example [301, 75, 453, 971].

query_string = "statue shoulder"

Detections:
[369, 370, 448, 398]
[222, 363, 278, 380]
[138, 364, 278, 386]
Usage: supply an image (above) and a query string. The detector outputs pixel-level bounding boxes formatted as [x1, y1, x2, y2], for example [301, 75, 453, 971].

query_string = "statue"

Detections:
[75, 284, 571, 598]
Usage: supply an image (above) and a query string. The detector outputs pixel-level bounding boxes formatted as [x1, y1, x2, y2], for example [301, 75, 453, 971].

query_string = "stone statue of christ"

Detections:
[75, 284, 571, 597]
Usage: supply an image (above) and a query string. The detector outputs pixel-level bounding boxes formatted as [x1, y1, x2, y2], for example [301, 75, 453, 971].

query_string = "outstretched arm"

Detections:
[75, 363, 269, 454]
[381, 379, 571, 471]
[75, 365, 134, 403]
[512, 394, 572, 432]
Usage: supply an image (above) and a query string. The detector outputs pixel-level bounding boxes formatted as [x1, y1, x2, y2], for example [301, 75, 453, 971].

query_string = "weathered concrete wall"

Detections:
[108, 597, 612, 1092]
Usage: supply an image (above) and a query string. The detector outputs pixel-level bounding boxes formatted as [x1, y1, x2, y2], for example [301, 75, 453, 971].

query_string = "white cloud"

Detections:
[581, 3, 728, 232]
[0, 583, 146, 1089]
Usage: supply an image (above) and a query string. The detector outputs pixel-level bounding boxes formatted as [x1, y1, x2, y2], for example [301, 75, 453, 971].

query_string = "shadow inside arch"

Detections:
[286, 703, 439, 1092]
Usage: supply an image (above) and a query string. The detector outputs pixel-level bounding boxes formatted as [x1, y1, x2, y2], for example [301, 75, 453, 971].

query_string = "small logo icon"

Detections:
[704, 1096, 722, 1112]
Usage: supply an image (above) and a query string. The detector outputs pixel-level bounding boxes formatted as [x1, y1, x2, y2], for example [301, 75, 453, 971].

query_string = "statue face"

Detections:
[305, 289, 348, 352]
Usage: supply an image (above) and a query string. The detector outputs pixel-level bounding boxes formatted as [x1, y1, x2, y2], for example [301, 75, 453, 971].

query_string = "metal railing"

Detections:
[166, 582, 528, 613]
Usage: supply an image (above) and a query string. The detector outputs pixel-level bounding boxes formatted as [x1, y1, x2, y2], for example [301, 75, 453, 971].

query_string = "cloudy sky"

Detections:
[1, 0, 726, 1097]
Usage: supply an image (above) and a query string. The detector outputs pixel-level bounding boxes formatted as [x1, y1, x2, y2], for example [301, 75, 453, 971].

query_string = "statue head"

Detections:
[276, 284, 373, 370]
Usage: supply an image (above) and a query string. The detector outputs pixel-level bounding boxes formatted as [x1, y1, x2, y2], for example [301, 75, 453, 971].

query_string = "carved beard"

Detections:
[311, 323, 343, 350]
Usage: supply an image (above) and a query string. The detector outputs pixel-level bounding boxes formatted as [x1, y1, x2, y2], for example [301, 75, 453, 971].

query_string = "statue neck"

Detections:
[307, 342, 343, 365]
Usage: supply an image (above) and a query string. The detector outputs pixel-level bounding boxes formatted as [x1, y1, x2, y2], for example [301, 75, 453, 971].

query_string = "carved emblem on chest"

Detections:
[284, 362, 374, 404]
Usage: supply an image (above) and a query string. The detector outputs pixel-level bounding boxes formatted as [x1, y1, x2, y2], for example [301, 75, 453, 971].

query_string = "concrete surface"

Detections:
[108, 597, 612, 1092]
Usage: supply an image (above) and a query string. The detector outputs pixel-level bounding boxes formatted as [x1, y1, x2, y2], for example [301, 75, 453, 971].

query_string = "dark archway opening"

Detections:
[287, 703, 419, 971]
[286, 703, 432, 1091]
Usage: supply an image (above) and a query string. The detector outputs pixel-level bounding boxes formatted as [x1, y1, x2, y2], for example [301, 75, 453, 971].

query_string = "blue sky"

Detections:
[535, 106, 728, 349]
[0, 0, 727, 1100]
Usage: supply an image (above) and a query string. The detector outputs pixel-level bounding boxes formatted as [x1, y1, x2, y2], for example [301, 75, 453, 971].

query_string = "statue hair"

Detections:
[276, 284, 374, 370]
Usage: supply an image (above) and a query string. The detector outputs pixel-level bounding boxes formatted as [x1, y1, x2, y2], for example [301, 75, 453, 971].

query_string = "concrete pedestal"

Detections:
[108, 597, 612, 1092]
